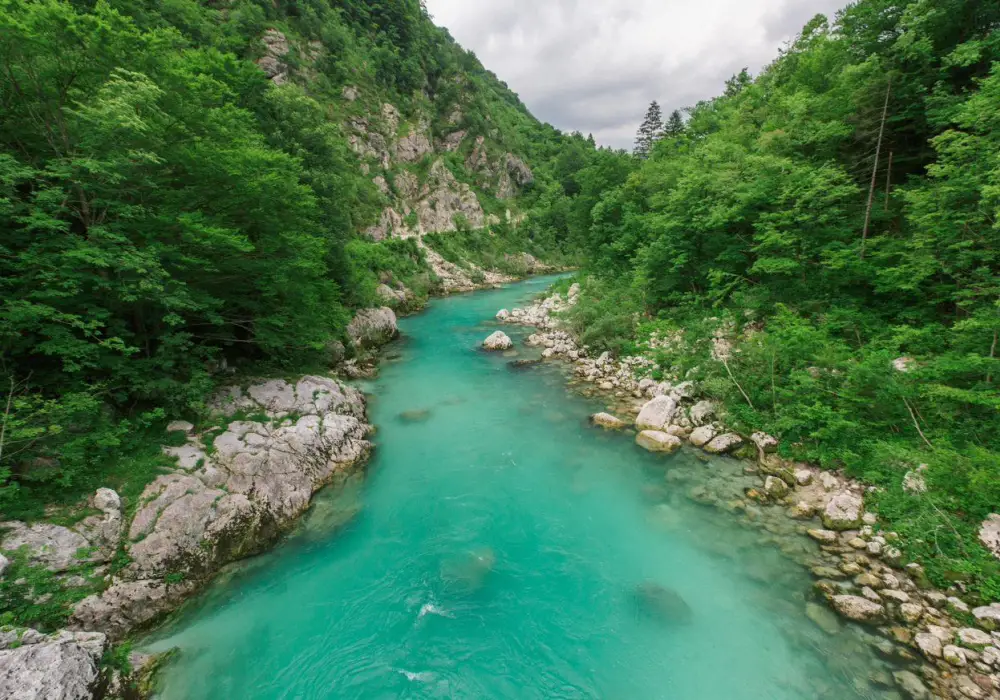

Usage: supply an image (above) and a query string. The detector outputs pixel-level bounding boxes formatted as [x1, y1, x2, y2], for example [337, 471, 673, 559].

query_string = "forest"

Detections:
[559, 0, 1000, 597]
[2, 0, 1000, 602]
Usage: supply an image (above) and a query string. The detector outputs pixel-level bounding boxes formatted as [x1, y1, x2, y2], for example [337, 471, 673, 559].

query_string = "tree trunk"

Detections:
[861, 78, 891, 259]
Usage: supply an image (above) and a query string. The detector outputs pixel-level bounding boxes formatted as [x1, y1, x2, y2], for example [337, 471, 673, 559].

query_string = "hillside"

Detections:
[0, 0, 600, 516]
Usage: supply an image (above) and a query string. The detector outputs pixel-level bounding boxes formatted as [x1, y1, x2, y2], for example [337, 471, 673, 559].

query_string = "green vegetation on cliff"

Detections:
[560, 1, 1000, 598]
[0, 0, 610, 514]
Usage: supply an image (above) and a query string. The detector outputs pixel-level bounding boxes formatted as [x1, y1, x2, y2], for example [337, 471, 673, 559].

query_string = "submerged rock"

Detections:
[636, 431, 682, 454]
[482, 331, 513, 351]
[591, 413, 627, 430]
[632, 582, 693, 625]
[399, 409, 432, 423]
[507, 359, 542, 371]
[440, 547, 496, 595]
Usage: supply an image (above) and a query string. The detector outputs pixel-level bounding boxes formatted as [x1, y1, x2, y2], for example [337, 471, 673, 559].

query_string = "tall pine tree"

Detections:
[634, 100, 664, 159]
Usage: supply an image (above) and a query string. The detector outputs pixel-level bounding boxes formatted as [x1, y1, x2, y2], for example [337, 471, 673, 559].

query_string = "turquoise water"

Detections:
[150, 277, 890, 699]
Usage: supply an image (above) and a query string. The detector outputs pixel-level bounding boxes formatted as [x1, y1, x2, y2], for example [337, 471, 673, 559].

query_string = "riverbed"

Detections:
[148, 277, 892, 699]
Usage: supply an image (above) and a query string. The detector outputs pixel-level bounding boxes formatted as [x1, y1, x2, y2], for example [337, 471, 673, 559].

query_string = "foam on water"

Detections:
[148, 276, 891, 699]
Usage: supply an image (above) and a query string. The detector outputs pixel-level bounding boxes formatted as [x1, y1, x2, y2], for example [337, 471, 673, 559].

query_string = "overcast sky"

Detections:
[424, 0, 851, 150]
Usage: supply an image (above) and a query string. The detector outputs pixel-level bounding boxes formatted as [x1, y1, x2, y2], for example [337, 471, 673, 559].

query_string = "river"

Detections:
[148, 276, 891, 699]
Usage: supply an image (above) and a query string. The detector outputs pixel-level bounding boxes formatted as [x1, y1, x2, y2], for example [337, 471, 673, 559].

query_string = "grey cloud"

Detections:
[426, 0, 851, 149]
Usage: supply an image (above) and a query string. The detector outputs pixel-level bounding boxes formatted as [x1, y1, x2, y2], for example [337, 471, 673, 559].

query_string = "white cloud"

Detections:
[424, 0, 850, 149]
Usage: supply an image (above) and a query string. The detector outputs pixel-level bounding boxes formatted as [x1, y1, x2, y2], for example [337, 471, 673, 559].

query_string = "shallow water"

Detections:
[149, 277, 893, 700]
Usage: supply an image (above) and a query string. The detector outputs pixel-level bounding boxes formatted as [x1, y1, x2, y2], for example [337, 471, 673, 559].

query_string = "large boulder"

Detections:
[347, 307, 398, 349]
[0, 629, 107, 700]
[688, 401, 715, 426]
[636, 431, 683, 454]
[688, 425, 717, 448]
[482, 331, 513, 351]
[635, 396, 678, 432]
[830, 595, 886, 624]
[822, 491, 864, 531]
[979, 514, 1000, 559]
[703, 433, 743, 454]
[73, 376, 372, 641]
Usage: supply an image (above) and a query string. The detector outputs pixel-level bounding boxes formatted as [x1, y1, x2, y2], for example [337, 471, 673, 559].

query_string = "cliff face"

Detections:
[249, 20, 542, 246]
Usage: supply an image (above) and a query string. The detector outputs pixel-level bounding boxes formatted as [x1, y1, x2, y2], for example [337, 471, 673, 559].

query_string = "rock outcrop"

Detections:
[68, 376, 372, 641]
[256, 29, 289, 85]
[0, 629, 107, 700]
[979, 514, 1000, 559]
[347, 307, 399, 350]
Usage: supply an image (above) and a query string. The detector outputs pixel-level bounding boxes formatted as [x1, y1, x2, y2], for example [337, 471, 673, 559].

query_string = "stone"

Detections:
[822, 491, 863, 530]
[973, 604, 1000, 630]
[591, 413, 627, 430]
[960, 628, 994, 649]
[636, 431, 683, 454]
[71, 579, 194, 641]
[893, 670, 930, 700]
[788, 502, 815, 520]
[482, 331, 513, 351]
[256, 29, 289, 84]
[166, 420, 195, 434]
[688, 425, 717, 448]
[899, 603, 924, 624]
[794, 469, 813, 486]
[0, 522, 93, 572]
[945, 644, 969, 666]
[881, 589, 911, 604]
[750, 432, 778, 454]
[807, 529, 838, 543]
[955, 675, 987, 700]
[819, 472, 840, 491]
[949, 596, 972, 614]
[703, 433, 744, 454]
[0, 629, 107, 700]
[979, 514, 1000, 559]
[0, 554, 8, 578]
[764, 476, 788, 498]
[688, 400, 715, 426]
[830, 595, 885, 623]
[903, 464, 928, 493]
[855, 573, 882, 587]
[347, 307, 398, 349]
[496, 309, 510, 322]
[805, 602, 841, 635]
[635, 396, 678, 432]
[915, 632, 943, 659]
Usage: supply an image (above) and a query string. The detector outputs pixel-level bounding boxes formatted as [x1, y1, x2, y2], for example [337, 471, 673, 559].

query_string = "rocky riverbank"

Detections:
[0, 304, 401, 699]
[495, 287, 1000, 700]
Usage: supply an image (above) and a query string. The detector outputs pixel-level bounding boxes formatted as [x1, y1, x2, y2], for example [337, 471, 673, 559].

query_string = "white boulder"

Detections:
[482, 331, 513, 351]
[822, 491, 863, 531]
[703, 433, 744, 454]
[636, 431, 683, 454]
[635, 396, 678, 432]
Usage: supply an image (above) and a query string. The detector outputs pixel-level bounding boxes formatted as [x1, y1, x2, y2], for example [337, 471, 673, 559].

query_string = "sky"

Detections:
[424, 0, 851, 150]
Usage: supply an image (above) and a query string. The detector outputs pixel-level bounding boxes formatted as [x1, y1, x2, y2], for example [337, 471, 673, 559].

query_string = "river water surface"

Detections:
[149, 277, 892, 699]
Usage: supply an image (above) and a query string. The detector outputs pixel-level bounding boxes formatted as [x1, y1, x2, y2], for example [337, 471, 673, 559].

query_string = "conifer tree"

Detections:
[634, 100, 664, 159]
[663, 109, 685, 137]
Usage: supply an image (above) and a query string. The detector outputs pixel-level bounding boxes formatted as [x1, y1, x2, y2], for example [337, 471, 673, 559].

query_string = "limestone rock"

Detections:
[635, 396, 678, 432]
[903, 464, 928, 493]
[805, 602, 841, 635]
[959, 628, 994, 649]
[256, 29, 289, 85]
[347, 307, 398, 349]
[591, 413, 627, 430]
[688, 425, 717, 448]
[71, 579, 194, 641]
[750, 432, 778, 454]
[496, 309, 510, 322]
[944, 644, 968, 666]
[166, 420, 194, 435]
[915, 632, 943, 659]
[0, 629, 107, 700]
[394, 123, 433, 163]
[807, 529, 838, 543]
[830, 595, 885, 623]
[703, 433, 744, 455]
[1, 523, 94, 572]
[788, 501, 815, 519]
[482, 331, 513, 351]
[973, 604, 1000, 630]
[893, 670, 929, 700]
[795, 469, 814, 486]
[979, 514, 1000, 559]
[636, 431, 683, 454]
[764, 476, 789, 499]
[688, 400, 715, 426]
[822, 491, 863, 531]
